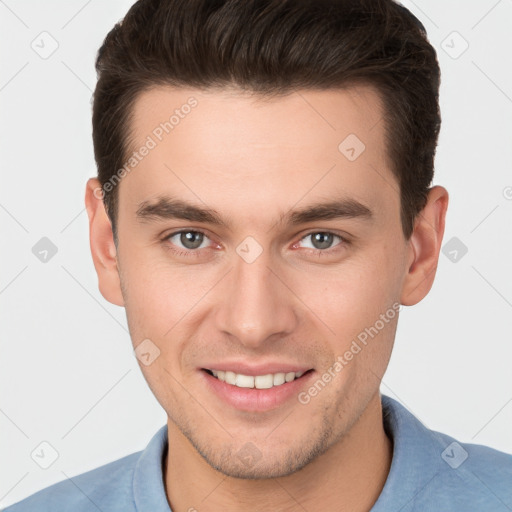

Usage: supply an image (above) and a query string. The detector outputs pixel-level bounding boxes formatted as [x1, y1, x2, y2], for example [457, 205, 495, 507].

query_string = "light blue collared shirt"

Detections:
[4, 395, 512, 511]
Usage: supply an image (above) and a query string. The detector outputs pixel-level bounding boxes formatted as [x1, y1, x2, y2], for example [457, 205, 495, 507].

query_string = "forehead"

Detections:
[120, 84, 399, 227]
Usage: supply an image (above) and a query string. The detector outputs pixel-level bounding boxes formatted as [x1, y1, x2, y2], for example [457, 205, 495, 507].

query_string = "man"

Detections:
[5, 0, 512, 510]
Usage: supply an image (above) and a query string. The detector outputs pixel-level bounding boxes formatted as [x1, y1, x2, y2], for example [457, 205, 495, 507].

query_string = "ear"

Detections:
[84, 178, 125, 307]
[400, 185, 449, 306]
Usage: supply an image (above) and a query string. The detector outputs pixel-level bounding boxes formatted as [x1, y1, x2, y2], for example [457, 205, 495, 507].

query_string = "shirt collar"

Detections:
[133, 423, 171, 512]
[371, 394, 446, 511]
[132, 394, 447, 511]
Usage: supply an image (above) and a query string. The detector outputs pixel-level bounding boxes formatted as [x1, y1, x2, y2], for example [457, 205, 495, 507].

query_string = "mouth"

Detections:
[199, 362, 317, 412]
[202, 368, 314, 390]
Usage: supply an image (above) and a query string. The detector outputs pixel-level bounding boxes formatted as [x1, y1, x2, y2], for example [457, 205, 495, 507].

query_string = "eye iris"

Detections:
[175, 232, 336, 251]
[181, 231, 203, 249]
[312, 232, 333, 250]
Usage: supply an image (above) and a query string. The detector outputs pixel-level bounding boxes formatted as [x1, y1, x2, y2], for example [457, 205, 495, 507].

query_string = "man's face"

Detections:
[111, 85, 411, 478]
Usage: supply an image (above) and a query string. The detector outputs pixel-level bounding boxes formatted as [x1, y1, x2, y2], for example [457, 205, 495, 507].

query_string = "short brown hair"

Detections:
[92, 0, 441, 240]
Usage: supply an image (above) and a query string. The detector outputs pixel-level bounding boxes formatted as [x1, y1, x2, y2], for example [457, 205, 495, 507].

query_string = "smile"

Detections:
[204, 369, 312, 389]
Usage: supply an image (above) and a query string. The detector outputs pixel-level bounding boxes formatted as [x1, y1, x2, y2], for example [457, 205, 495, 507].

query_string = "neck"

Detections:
[164, 392, 392, 512]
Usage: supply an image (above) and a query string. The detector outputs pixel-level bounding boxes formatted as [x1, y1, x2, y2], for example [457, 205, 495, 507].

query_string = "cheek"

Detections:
[119, 257, 179, 335]
[120, 253, 220, 345]
[299, 254, 400, 326]
[292, 246, 404, 366]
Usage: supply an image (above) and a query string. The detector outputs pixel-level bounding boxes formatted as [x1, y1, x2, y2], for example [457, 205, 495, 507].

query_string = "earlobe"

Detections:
[400, 186, 449, 306]
[85, 178, 125, 307]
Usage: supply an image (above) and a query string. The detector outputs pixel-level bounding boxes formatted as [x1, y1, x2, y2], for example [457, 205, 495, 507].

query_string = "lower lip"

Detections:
[200, 369, 315, 412]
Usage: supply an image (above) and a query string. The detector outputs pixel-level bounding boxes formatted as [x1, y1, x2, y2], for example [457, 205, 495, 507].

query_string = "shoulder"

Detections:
[416, 429, 512, 511]
[435, 429, 512, 503]
[2, 451, 141, 512]
[3, 424, 169, 512]
[378, 395, 512, 511]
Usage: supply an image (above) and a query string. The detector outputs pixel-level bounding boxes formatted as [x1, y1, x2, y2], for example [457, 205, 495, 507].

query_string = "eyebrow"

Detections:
[135, 195, 373, 229]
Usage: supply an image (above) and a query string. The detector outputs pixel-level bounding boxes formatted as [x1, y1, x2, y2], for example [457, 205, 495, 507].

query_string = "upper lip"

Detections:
[200, 361, 314, 376]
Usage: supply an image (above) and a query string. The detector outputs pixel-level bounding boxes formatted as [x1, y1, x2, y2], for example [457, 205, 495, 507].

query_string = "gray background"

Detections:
[1, 0, 511, 507]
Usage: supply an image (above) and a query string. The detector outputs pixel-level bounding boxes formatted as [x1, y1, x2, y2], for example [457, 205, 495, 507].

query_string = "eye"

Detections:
[161, 229, 349, 259]
[295, 231, 347, 254]
[163, 230, 212, 256]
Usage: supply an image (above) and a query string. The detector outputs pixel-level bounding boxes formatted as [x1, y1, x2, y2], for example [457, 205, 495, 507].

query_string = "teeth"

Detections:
[254, 374, 275, 389]
[225, 371, 236, 385]
[210, 369, 306, 389]
[236, 374, 255, 388]
[273, 373, 285, 386]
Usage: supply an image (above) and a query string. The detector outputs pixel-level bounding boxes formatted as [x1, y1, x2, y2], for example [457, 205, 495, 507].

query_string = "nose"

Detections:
[214, 247, 298, 349]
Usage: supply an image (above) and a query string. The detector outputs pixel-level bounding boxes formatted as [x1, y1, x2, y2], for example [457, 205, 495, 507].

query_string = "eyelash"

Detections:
[161, 229, 349, 258]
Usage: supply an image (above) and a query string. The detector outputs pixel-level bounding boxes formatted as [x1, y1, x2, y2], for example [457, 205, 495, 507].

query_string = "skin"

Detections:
[85, 84, 448, 512]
